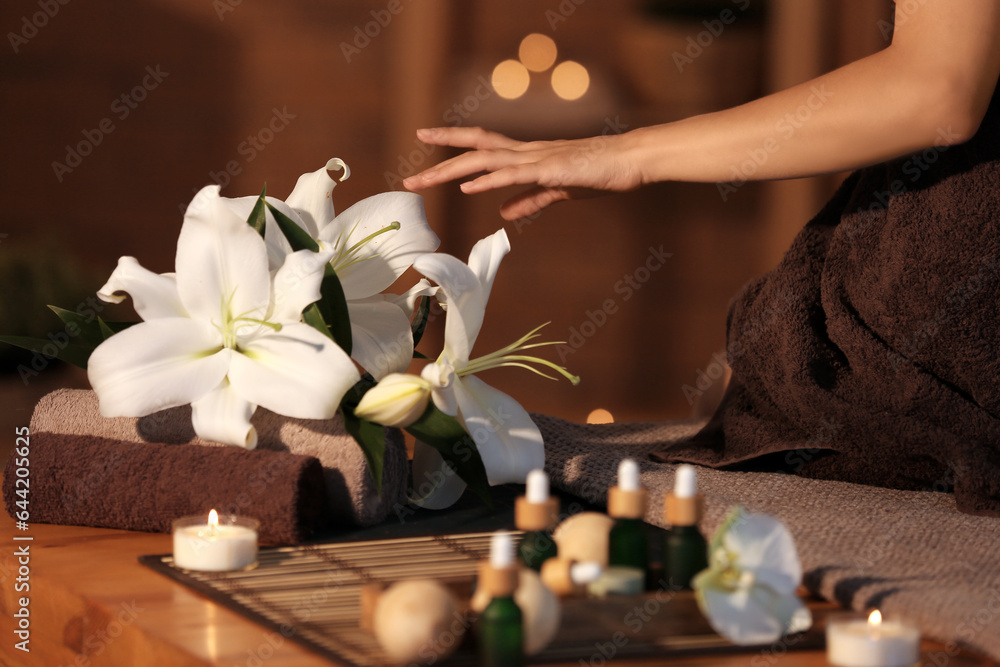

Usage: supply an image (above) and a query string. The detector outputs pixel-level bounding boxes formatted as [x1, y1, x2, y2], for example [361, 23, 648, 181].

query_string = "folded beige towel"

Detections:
[31, 389, 407, 527]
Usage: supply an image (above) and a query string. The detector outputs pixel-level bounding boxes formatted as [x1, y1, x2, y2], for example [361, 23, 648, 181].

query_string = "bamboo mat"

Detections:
[140, 527, 830, 666]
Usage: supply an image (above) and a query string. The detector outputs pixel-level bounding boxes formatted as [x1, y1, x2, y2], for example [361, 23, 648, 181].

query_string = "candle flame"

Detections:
[868, 609, 882, 627]
[208, 509, 219, 527]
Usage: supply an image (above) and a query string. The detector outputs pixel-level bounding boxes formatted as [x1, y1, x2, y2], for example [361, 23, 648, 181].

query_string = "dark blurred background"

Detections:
[0, 0, 893, 446]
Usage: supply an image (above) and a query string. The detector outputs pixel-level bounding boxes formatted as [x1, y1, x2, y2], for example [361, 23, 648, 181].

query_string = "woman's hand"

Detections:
[403, 0, 1000, 219]
[403, 126, 645, 220]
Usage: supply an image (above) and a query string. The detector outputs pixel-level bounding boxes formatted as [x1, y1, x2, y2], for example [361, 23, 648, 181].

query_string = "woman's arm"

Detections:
[405, 0, 1000, 220]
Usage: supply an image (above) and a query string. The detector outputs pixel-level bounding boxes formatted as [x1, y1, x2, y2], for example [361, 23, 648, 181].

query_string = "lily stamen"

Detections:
[458, 322, 580, 385]
[217, 291, 283, 349]
[330, 221, 402, 273]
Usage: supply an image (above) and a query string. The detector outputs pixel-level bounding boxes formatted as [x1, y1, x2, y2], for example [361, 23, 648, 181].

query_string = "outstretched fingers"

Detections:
[415, 127, 521, 150]
[498, 186, 571, 221]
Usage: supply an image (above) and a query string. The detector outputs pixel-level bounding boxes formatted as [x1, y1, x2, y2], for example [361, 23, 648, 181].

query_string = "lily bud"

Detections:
[355, 373, 433, 427]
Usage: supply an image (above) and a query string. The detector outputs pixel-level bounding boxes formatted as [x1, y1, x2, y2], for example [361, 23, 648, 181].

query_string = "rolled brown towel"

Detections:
[3, 431, 326, 544]
[30, 389, 408, 527]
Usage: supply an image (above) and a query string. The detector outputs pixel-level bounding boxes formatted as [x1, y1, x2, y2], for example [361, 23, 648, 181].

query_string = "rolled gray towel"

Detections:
[30, 389, 407, 527]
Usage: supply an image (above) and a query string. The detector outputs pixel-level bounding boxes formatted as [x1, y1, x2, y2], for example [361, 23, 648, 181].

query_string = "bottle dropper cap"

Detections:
[665, 464, 704, 526]
[540, 557, 603, 596]
[515, 469, 559, 531]
[479, 531, 519, 597]
[607, 458, 648, 519]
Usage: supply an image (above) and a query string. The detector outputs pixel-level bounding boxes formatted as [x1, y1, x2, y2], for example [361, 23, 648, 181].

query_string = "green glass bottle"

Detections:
[607, 459, 649, 587]
[478, 594, 523, 667]
[608, 517, 648, 572]
[663, 524, 708, 590]
[516, 469, 560, 571]
[663, 465, 708, 591]
[478, 532, 524, 666]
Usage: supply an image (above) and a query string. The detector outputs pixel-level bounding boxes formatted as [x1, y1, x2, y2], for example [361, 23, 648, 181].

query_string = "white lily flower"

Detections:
[693, 507, 812, 646]
[400, 229, 578, 507]
[88, 185, 361, 449]
[222, 158, 440, 379]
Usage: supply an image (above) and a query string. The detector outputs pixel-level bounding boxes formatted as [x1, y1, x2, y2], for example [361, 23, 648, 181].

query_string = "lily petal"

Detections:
[285, 157, 349, 234]
[87, 318, 229, 417]
[408, 440, 468, 509]
[723, 512, 802, 596]
[696, 583, 796, 646]
[413, 252, 485, 365]
[467, 228, 511, 303]
[321, 192, 440, 300]
[451, 374, 543, 485]
[191, 379, 258, 449]
[346, 299, 415, 378]
[270, 248, 336, 323]
[423, 364, 459, 416]
[177, 186, 271, 323]
[97, 256, 187, 320]
[380, 278, 439, 320]
[228, 322, 359, 419]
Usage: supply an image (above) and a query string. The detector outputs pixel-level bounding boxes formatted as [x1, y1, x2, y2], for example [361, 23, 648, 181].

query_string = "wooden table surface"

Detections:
[0, 499, 997, 666]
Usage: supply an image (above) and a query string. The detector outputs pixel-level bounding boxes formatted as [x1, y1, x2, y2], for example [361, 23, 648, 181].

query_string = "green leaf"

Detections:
[410, 295, 431, 349]
[265, 202, 318, 252]
[341, 404, 386, 495]
[405, 404, 493, 508]
[303, 303, 335, 342]
[47, 306, 109, 349]
[247, 184, 267, 237]
[340, 374, 383, 492]
[314, 266, 352, 355]
[0, 335, 93, 369]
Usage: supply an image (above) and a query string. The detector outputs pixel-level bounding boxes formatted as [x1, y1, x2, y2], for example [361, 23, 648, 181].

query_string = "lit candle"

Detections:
[172, 510, 259, 572]
[827, 610, 921, 667]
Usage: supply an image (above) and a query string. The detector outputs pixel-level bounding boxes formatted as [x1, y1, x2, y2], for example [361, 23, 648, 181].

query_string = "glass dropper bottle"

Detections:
[477, 531, 524, 666]
[516, 469, 559, 570]
[607, 458, 649, 585]
[663, 464, 708, 591]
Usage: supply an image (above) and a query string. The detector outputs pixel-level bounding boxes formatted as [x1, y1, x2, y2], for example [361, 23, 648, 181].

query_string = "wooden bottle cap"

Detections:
[515, 496, 559, 531]
[607, 486, 648, 520]
[478, 561, 518, 598]
[540, 557, 579, 597]
[664, 492, 703, 526]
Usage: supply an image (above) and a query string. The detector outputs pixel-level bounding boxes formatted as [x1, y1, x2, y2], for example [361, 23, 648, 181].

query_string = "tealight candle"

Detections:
[827, 610, 921, 667]
[172, 510, 259, 572]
